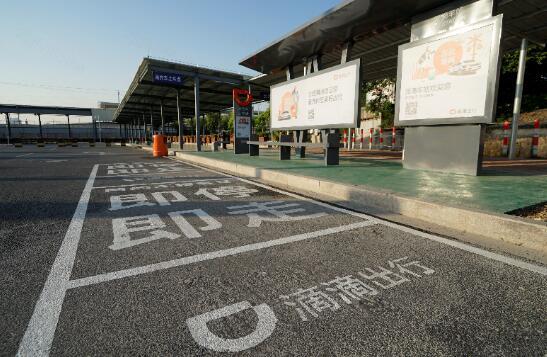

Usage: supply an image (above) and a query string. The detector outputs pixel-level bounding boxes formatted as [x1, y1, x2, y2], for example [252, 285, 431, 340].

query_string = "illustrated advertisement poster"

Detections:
[270, 59, 360, 130]
[396, 17, 502, 126]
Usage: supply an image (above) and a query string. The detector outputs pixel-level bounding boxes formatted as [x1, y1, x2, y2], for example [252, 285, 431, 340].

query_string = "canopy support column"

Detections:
[37, 114, 43, 140]
[92, 115, 97, 142]
[66, 115, 71, 139]
[508, 38, 528, 160]
[176, 90, 183, 150]
[142, 113, 146, 143]
[5, 113, 11, 145]
[149, 106, 154, 139]
[194, 76, 201, 151]
[160, 100, 164, 135]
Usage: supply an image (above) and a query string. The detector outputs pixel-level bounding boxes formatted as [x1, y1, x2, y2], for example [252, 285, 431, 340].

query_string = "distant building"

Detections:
[97, 101, 119, 110]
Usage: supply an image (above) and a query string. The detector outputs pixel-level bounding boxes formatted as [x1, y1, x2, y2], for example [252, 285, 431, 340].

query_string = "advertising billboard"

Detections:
[395, 16, 502, 126]
[270, 59, 360, 130]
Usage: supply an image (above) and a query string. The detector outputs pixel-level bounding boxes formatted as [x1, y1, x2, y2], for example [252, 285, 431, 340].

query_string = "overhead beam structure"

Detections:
[240, 0, 547, 87]
[114, 57, 261, 151]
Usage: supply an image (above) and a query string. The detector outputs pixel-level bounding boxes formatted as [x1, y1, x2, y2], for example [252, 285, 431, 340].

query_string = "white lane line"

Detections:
[171, 157, 547, 276]
[92, 178, 237, 190]
[17, 164, 99, 357]
[15, 153, 33, 158]
[67, 221, 376, 289]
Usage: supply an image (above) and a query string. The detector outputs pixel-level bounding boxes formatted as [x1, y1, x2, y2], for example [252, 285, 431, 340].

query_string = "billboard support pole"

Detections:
[508, 38, 528, 160]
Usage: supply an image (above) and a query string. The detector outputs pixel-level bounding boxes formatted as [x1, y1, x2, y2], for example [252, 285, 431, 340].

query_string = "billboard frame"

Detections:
[394, 15, 503, 127]
[269, 58, 361, 131]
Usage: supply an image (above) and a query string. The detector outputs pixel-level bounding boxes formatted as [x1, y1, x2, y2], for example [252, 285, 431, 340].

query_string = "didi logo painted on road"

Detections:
[186, 301, 278, 352]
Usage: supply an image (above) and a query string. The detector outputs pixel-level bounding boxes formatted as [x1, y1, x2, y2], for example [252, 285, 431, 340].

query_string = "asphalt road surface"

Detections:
[1, 145, 546, 356]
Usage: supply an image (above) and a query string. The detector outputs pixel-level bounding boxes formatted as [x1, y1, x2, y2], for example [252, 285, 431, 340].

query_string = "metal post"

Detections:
[142, 113, 146, 143]
[341, 42, 353, 64]
[149, 106, 154, 139]
[5, 113, 11, 145]
[37, 114, 43, 140]
[508, 38, 528, 160]
[92, 115, 97, 142]
[194, 76, 201, 151]
[176, 90, 183, 150]
[160, 100, 164, 135]
[66, 115, 71, 139]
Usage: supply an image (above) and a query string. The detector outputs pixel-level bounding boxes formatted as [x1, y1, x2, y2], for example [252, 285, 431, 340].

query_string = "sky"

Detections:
[0, 0, 340, 120]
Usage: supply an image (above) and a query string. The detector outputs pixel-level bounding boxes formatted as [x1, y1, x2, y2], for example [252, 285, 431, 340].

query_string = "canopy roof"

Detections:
[114, 58, 258, 124]
[242, 0, 546, 87]
[0, 104, 92, 116]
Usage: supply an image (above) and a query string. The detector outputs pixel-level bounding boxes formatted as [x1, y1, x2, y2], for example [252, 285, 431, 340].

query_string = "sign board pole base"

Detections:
[402, 125, 484, 176]
[324, 131, 340, 166]
[280, 135, 291, 160]
[234, 138, 249, 154]
[249, 134, 259, 156]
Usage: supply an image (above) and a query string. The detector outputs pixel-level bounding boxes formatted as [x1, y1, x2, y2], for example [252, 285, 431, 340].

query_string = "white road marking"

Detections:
[92, 178, 236, 190]
[67, 221, 375, 289]
[187, 301, 277, 352]
[15, 153, 33, 158]
[172, 157, 547, 276]
[16, 164, 99, 357]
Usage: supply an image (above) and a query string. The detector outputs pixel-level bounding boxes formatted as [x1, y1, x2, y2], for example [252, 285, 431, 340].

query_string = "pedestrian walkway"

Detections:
[181, 149, 547, 214]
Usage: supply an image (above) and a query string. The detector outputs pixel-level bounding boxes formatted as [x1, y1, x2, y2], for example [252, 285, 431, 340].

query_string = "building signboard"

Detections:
[152, 71, 184, 85]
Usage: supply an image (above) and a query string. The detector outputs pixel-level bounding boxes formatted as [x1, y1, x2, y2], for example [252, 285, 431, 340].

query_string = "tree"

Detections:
[361, 78, 396, 128]
[204, 113, 220, 134]
[253, 109, 270, 136]
[496, 44, 546, 120]
[218, 112, 233, 133]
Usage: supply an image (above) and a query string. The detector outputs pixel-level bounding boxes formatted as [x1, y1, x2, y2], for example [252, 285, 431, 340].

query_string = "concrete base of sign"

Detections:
[234, 138, 249, 154]
[403, 125, 484, 176]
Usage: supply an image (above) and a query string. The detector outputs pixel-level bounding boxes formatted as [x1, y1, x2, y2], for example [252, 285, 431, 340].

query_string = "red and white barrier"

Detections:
[532, 118, 539, 158]
[502, 120, 510, 156]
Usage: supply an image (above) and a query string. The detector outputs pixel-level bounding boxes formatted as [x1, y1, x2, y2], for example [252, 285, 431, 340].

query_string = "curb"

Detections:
[173, 151, 547, 254]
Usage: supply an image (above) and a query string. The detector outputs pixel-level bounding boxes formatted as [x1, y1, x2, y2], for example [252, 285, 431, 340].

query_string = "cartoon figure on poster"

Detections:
[412, 32, 485, 80]
[278, 88, 299, 121]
